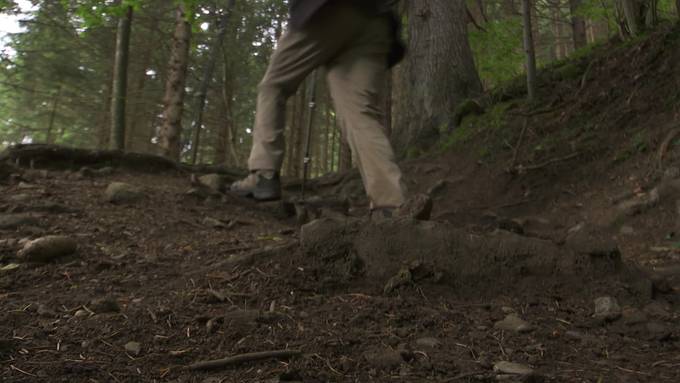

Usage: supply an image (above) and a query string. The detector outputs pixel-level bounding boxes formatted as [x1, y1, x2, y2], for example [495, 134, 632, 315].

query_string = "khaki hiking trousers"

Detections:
[247, 1, 406, 208]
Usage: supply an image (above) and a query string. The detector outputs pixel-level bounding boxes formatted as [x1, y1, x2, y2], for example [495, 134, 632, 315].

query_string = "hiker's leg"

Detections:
[247, 3, 365, 172]
[326, 16, 406, 208]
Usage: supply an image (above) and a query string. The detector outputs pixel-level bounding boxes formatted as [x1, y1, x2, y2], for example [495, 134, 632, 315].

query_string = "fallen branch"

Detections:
[513, 152, 580, 174]
[185, 349, 302, 371]
[510, 117, 530, 169]
[657, 128, 680, 170]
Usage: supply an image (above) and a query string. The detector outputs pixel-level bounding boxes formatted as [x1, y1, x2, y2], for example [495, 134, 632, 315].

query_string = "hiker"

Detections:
[230, 0, 407, 216]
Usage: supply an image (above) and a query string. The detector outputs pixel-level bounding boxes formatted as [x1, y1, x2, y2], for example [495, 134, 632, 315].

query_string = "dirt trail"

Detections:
[0, 153, 678, 383]
[3, 24, 680, 383]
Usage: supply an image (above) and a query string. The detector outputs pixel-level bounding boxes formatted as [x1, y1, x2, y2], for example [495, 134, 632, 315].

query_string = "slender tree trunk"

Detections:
[98, 68, 114, 149]
[620, 0, 643, 36]
[677, 0, 680, 18]
[110, 5, 133, 151]
[339, 132, 352, 172]
[126, 13, 159, 152]
[522, 0, 537, 102]
[45, 86, 62, 144]
[569, 0, 588, 49]
[159, 4, 192, 160]
[330, 114, 338, 172]
[191, 0, 236, 164]
[392, 0, 483, 155]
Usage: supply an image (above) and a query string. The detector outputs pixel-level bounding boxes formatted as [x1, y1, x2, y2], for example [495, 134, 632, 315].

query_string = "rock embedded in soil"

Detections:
[493, 361, 535, 376]
[363, 348, 404, 370]
[17, 235, 77, 263]
[593, 296, 622, 321]
[105, 182, 143, 203]
[645, 321, 671, 341]
[89, 297, 120, 314]
[203, 217, 228, 229]
[124, 341, 142, 356]
[0, 214, 40, 230]
[414, 337, 441, 348]
[494, 314, 534, 333]
[198, 174, 227, 193]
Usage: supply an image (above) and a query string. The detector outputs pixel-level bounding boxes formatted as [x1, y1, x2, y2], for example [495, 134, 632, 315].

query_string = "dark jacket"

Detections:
[288, 0, 405, 68]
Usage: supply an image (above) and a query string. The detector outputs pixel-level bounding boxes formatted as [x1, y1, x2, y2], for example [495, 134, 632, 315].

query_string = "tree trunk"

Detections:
[110, 5, 133, 151]
[392, 0, 482, 156]
[330, 114, 338, 172]
[620, 0, 644, 36]
[191, 0, 236, 165]
[569, 0, 588, 49]
[126, 12, 160, 152]
[45, 86, 62, 144]
[159, 4, 192, 161]
[522, 0, 537, 102]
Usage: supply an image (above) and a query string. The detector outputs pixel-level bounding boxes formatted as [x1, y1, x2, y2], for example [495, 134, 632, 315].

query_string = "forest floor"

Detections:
[3, 24, 680, 383]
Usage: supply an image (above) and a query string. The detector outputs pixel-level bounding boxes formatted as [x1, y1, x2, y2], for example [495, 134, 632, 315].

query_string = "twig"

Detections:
[510, 117, 530, 168]
[185, 349, 302, 371]
[657, 128, 680, 170]
[442, 371, 489, 381]
[516, 152, 580, 173]
[10, 365, 37, 377]
[579, 60, 595, 91]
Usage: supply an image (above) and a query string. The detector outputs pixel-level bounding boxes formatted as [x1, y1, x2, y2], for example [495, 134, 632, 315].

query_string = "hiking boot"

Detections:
[230, 170, 281, 201]
[369, 193, 433, 223]
[369, 207, 396, 223]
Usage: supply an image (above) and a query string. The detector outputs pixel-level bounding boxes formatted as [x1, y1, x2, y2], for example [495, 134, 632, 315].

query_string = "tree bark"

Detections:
[392, 0, 482, 156]
[569, 0, 588, 49]
[110, 5, 133, 151]
[45, 86, 62, 144]
[522, 0, 537, 102]
[159, 4, 192, 161]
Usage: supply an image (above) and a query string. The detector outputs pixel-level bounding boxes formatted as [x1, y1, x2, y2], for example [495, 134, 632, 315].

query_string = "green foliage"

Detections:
[440, 102, 511, 155]
[0, 0, 17, 12]
[469, 17, 524, 88]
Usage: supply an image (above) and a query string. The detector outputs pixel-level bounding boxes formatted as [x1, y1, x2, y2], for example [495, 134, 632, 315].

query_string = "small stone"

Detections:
[364, 348, 403, 370]
[202, 217, 227, 229]
[105, 182, 143, 203]
[36, 304, 57, 317]
[494, 314, 534, 333]
[619, 226, 634, 235]
[17, 182, 37, 189]
[8, 194, 32, 202]
[414, 337, 441, 348]
[646, 321, 671, 341]
[493, 361, 534, 376]
[198, 174, 227, 193]
[96, 167, 115, 176]
[0, 214, 40, 230]
[74, 309, 88, 318]
[593, 296, 622, 321]
[643, 302, 671, 320]
[18, 235, 77, 263]
[89, 297, 120, 314]
[621, 308, 647, 326]
[565, 331, 584, 340]
[124, 341, 142, 356]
